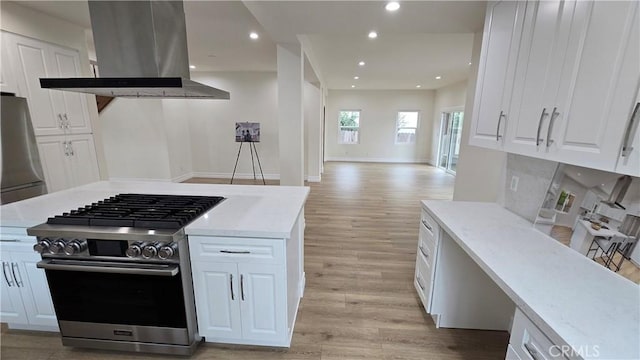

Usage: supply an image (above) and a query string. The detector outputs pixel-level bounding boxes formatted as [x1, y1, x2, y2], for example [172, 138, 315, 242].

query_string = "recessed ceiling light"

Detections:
[601, 183, 605, 186]
[435, 76, 442, 80]
[468, 62, 472, 65]
[368, 31, 378, 39]
[416, 85, 421, 88]
[354, 76, 359, 80]
[249, 32, 259, 40]
[385, 2, 400, 11]
[358, 61, 365, 66]
[577, 172, 581, 176]
[189, 65, 196, 69]
[351, 85, 356, 88]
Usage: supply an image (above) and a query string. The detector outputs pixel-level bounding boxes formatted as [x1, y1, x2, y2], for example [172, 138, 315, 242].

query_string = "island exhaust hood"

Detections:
[601, 175, 633, 210]
[40, 1, 229, 99]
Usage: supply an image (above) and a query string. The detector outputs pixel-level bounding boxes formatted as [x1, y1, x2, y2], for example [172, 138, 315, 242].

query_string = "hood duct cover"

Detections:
[40, 0, 229, 99]
[601, 175, 632, 210]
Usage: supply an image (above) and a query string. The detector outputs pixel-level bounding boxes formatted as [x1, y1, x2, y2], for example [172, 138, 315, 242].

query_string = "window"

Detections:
[395, 111, 419, 144]
[338, 110, 360, 144]
[555, 190, 576, 213]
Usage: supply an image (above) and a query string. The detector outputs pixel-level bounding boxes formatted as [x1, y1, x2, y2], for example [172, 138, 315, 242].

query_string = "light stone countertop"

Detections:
[0, 181, 309, 239]
[422, 200, 639, 360]
[576, 219, 628, 239]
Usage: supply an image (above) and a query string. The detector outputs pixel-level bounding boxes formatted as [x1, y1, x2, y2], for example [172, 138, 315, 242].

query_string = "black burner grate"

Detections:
[46, 193, 225, 229]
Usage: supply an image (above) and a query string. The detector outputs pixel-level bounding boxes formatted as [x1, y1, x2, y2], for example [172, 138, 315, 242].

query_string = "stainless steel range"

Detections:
[26, 193, 225, 356]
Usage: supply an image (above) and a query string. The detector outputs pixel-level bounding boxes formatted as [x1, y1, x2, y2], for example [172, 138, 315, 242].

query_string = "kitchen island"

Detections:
[416, 201, 639, 360]
[0, 180, 309, 347]
[570, 219, 629, 255]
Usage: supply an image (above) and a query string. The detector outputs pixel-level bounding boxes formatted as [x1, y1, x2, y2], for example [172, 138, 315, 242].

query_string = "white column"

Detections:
[277, 44, 304, 186]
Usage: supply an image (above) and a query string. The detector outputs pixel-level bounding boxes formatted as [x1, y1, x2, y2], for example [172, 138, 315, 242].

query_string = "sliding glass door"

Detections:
[437, 110, 464, 175]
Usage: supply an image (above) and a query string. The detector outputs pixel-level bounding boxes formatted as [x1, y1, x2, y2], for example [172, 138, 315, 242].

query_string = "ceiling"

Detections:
[14, 0, 485, 90]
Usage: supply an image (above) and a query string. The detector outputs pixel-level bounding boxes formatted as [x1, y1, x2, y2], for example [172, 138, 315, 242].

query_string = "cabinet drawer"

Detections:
[506, 344, 523, 360]
[510, 308, 566, 360]
[414, 249, 432, 311]
[417, 234, 435, 267]
[420, 210, 439, 242]
[419, 225, 436, 259]
[189, 236, 285, 264]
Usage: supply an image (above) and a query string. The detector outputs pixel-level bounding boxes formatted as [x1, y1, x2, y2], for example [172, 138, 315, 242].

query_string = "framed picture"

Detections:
[235, 122, 260, 142]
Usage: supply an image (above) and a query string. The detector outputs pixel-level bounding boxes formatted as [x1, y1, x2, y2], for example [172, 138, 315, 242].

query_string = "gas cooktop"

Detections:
[45, 193, 225, 230]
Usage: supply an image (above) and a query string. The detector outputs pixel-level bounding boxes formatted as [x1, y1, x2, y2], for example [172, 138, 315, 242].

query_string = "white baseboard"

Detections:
[306, 175, 321, 182]
[325, 156, 430, 164]
[172, 172, 194, 183]
[191, 172, 280, 180]
[108, 177, 173, 182]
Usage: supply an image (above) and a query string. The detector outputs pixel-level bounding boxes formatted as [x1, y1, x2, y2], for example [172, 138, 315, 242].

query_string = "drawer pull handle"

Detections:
[419, 246, 429, 260]
[523, 343, 543, 360]
[416, 275, 425, 290]
[11, 262, 23, 287]
[621, 102, 639, 157]
[496, 110, 505, 140]
[2, 262, 14, 287]
[220, 250, 251, 254]
[421, 219, 432, 231]
[240, 274, 245, 301]
[536, 108, 549, 146]
[230, 274, 235, 300]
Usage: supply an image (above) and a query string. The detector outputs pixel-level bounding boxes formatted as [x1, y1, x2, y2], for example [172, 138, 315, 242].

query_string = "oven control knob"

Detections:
[33, 238, 52, 254]
[142, 243, 160, 259]
[49, 239, 67, 254]
[158, 243, 178, 260]
[63, 240, 87, 256]
[126, 243, 145, 258]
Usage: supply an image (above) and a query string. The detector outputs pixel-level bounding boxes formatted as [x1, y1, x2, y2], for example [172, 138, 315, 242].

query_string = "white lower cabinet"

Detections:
[414, 210, 440, 314]
[36, 134, 100, 193]
[509, 308, 566, 360]
[0, 240, 57, 329]
[190, 236, 290, 346]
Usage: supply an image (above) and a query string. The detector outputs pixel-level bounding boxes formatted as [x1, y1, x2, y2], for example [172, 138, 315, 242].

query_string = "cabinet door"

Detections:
[0, 256, 28, 325]
[0, 35, 19, 94]
[50, 46, 92, 134]
[238, 263, 287, 343]
[36, 136, 72, 193]
[505, 1, 575, 156]
[4, 33, 63, 136]
[11, 252, 57, 327]
[549, 1, 639, 172]
[616, 87, 640, 176]
[66, 134, 100, 187]
[470, 1, 525, 150]
[191, 262, 242, 340]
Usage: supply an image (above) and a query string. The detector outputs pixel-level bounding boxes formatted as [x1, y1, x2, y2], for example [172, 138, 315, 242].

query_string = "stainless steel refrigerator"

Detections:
[1, 93, 47, 204]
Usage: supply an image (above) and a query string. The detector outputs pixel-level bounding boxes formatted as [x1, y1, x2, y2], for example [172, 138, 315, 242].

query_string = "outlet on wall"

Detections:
[510, 176, 519, 192]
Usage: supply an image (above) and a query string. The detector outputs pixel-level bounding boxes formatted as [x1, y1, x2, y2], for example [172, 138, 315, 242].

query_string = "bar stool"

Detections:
[610, 237, 638, 272]
[586, 235, 626, 270]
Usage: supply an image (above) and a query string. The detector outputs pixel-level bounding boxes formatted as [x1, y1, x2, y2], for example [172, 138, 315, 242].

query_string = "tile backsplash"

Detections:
[504, 153, 558, 223]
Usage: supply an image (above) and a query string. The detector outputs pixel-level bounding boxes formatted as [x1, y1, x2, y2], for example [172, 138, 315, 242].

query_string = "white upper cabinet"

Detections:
[548, 1, 639, 172]
[469, 1, 525, 150]
[472, 1, 639, 175]
[505, 0, 575, 156]
[2, 31, 92, 136]
[616, 87, 640, 176]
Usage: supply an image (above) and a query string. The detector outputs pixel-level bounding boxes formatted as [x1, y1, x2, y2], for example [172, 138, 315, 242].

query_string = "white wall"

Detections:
[162, 99, 193, 181]
[189, 71, 280, 179]
[431, 81, 468, 165]
[0, 1, 107, 180]
[453, 32, 507, 202]
[99, 99, 172, 180]
[325, 90, 435, 163]
[305, 81, 322, 181]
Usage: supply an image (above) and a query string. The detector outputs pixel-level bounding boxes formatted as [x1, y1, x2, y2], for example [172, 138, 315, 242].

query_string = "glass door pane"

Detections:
[438, 113, 451, 169]
[447, 111, 464, 174]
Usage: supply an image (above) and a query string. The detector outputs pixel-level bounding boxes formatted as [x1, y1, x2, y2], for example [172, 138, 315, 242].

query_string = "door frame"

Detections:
[436, 106, 465, 175]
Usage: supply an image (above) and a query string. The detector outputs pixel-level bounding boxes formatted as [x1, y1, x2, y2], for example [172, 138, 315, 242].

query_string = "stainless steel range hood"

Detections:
[40, 1, 229, 99]
[601, 175, 632, 210]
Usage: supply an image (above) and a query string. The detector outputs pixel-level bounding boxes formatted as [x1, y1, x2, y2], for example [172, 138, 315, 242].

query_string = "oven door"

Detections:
[38, 259, 190, 345]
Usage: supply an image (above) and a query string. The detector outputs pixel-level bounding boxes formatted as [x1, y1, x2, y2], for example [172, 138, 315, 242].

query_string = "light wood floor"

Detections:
[550, 225, 640, 284]
[1, 162, 510, 359]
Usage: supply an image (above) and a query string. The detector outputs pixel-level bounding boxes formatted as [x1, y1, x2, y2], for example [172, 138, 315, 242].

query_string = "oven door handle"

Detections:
[36, 259, 180, 276]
